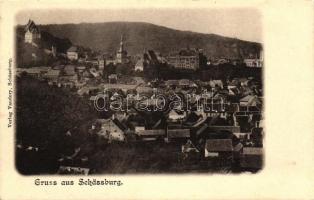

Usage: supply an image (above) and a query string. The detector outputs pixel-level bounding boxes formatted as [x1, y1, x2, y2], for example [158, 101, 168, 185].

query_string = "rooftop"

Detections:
[205, 139, 233, 152]
[67, 46, 78, 52]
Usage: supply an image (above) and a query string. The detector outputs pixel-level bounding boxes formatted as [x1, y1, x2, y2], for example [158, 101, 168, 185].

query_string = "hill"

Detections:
[34, 22, 261, 59]
[15, 27, 72, 67]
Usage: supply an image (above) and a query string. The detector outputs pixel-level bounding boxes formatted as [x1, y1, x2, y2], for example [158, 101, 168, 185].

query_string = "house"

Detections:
[95, 118, 126, 142]
[132, 77, 145, 85]
[207, 126, 241, 133]
[89, 95, 97, 101]
[57, 166, 90, 175]
[134, 126, 145, 132]
[251, 127, 263, 147]
[59, 74, 78, 84]
[167, 128, 190, 142]
[178, 79, 197, 88]
[239, 95, 262, 107]
[182, 140, 199, 153]
[64, 65, 76, 76]
[82, 70, 92, 79]
[135, 129, 165, 140]
[244, 58, 262, 68]
[233, 132, 251, 140]
[166, 48, 200, 70]
[208, 80, 223, 89]
[240, 147, 263, 170]
[105, 56, 116, 65]
[108, 74, 118, 83]
[98, 59, 105, 70]
[18, 66, 51, 78]
[67, 46, 79, 60]
[89, 67, 101, 77]
[168, 109, 186, 121]
[181, 140, 200, 163]
[45, 69, 60, 82]
[184, 112, 203, 126]
[204, 139, 233, 159]
[76, 65, 86, 72]
[165, 80, 179, 88]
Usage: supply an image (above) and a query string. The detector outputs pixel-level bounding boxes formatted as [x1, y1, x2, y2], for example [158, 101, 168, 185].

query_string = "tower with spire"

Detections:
[116, 34, 128, 64]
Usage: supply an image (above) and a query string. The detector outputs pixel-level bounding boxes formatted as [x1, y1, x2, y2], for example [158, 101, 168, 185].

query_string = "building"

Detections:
[204, 139, 233, 159]
[182, 140, 199, 153]
[167, 128, 190, 142]
[24, 19, 41, 44]
[57, 166, 90, 175]
[95, 118, 127, 142]
[17, 67, 51, 78]
[243, 49, 263, 67]
[250, 127, 263, 147]
[243, 59, 262, 67]
[63, 65, 76, 76]
[167, 48, 201, 70]
[67, 46, 79, 60]
[239, 95, 262, 107]
[207, 126, 241, 133]
[134, 58, 144, 71]
[98, 59, 105, 70]
[116, 35, 128, 64]
[168, 109, 186, 121]
[181, 140, 200, 163]
[45, 69, 61, 83]
[108, 74, 118, 83]
[240, 147, 263, 170]
[135, 129, 165, 140]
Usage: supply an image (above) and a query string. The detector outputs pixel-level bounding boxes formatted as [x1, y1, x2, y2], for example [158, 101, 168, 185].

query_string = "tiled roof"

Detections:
[168, 129, 190, 138]
[67, 46, 78, 52]
[64, 65, 76, 76]
[205, 139, 233, 152]
[233, 143, 244, 152]
[137, 129, 165, 136]
[243, 147, 263, 155]
[46, 69, 60, 77]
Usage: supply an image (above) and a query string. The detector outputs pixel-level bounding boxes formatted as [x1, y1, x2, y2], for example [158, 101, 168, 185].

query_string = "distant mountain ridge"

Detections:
[31, 22, 262, 59]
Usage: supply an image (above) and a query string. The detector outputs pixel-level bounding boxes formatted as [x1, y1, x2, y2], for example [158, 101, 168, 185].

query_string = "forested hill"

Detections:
[34, 22, 261, 59]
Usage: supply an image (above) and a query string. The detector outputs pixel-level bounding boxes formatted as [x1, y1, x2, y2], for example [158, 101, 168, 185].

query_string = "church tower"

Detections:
[116, 34, 128, 64]
[24, 19, 41, 44]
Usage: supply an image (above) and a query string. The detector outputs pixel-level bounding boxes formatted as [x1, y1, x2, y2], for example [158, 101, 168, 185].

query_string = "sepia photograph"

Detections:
[1, 0, 314, 199]
[14, 8, 264, 175]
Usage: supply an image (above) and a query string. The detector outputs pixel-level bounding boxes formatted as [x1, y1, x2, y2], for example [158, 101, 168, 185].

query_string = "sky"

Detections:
[16, 8, 262, 43]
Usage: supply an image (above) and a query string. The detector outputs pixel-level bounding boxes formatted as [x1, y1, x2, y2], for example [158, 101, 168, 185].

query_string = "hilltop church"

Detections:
[22, 19, 57, 62]
[24, 19, 41, 44]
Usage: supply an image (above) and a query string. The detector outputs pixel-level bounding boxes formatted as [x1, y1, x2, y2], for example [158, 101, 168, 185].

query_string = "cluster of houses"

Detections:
[81, 74, 263, 171]
[86, 104, 262, 171]
[16, 62, 105, 88]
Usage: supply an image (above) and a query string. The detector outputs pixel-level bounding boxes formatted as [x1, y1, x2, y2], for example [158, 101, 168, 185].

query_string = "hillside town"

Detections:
[16, 19, 264, 174]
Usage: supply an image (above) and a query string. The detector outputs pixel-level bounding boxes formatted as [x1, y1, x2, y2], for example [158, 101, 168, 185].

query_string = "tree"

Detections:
[16, 75, 97, 174]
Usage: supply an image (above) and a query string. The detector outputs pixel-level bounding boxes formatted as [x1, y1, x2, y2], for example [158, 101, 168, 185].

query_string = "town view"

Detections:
[15, 18, 263, 175]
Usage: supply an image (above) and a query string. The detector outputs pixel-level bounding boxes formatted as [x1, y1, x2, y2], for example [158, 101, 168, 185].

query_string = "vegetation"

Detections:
[15, 75, 97, 174]
[16, 22, 261, 59]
